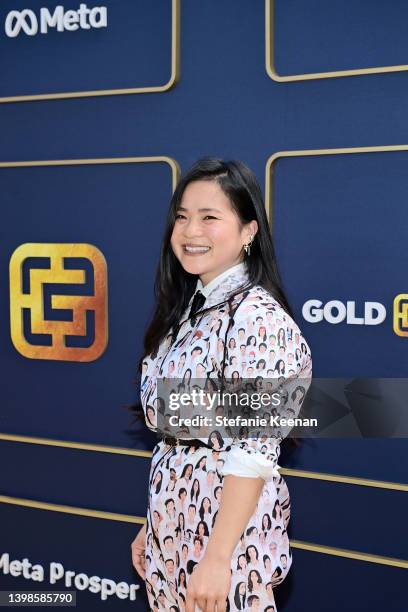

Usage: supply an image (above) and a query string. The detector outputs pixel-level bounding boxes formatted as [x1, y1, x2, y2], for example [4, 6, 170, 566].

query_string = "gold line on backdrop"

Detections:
[0, 495, 144, 525]
[265, 144, 408, 225]
[265, 0, 408, 81]
[0, 0, 180, 103]
[1, 433, 407, 492]
[0, 433, 152, 460]
[1, 494, 407, 569]
[0, 156, 180, 190]
[4, 157, 179, 357]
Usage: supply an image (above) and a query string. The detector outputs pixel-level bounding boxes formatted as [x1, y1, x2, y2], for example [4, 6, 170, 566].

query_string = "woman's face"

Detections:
[170, 180, 257, 286]
[196, 363, 206, 376]
[262, 515, 268, 528]
[211, 434, 220, 449]
[250, 570, 258, 583]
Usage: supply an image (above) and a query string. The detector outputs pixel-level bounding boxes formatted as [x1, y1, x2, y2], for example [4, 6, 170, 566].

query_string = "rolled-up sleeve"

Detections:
[221, 444, 281, 481]
[218, 299, 313, 481]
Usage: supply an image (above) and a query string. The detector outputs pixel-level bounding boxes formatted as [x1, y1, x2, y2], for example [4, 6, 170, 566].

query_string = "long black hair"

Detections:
[128, 157, 302, 449]
[142, 157, 295, 362]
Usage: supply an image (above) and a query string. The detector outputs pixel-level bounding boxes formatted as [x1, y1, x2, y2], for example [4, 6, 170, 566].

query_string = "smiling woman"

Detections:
[171, 180, 257, 287]
[130, 158, 312, 612]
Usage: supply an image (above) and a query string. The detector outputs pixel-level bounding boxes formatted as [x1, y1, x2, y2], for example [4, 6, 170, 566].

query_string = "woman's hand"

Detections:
[131, 523, 147, 580]
[185, 553, 231, 612]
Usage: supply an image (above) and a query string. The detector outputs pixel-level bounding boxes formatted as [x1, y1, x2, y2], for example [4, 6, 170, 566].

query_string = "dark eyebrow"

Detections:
[176, 206, 222, 213]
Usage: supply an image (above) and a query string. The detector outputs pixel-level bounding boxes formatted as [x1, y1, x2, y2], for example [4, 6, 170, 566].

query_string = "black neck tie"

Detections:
[188, 290, 206, 326]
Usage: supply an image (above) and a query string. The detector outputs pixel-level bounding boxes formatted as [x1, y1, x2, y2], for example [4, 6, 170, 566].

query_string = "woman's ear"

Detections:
[245, 220, 258, 240]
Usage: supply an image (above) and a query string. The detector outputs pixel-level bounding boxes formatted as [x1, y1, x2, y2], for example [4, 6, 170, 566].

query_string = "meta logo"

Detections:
[4, 4, 107, 38]
[9, 243, 108, 361]
[302, 297, 408, 337]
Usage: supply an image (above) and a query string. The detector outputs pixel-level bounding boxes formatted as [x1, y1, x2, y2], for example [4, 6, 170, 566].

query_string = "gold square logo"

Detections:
[10, 243, 108, 361]
[393, 294, 408, 338]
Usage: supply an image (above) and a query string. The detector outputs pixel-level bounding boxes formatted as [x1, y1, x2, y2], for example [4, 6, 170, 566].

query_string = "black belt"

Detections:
[159, 434, 212, 449]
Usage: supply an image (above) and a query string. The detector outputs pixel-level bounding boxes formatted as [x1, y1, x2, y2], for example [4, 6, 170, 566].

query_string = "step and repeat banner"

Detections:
[1, 1, 406, 611]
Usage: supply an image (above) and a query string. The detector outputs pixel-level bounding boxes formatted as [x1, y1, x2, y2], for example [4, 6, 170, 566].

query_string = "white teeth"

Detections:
[184, 246, 210, 253]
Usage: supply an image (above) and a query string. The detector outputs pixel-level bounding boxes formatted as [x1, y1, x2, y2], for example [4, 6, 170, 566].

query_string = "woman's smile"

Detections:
[183, 244, 212, 255]
[170, 179, 257, 285]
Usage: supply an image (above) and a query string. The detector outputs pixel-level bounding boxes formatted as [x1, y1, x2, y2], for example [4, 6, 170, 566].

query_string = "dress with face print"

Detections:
[140, 264, 312, 611]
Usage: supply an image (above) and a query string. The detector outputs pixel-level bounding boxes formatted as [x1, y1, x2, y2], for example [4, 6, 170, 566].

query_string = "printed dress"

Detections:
[140, 263, 312, 611]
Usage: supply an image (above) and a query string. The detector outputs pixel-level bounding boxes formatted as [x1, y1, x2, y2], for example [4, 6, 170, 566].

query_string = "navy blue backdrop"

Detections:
[0, 1, 406, 610]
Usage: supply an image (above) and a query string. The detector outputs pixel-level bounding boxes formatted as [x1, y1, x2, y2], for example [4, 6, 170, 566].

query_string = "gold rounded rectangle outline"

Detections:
[0, 0, 180, 103]
[0, 155, 180, 190]
[2, 155, 180, 420]
[0, 494, 407, 569]
[265, 0, 408, 82]
[265, 144, 408, 225]
[1, 433, 407, 493]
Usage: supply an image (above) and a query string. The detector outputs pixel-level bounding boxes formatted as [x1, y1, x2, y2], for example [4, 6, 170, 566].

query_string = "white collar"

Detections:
[195, 261, 247, 298]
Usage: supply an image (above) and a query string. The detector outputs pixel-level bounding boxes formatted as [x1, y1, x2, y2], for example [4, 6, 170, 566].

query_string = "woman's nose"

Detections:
[182, 218, 204, 237]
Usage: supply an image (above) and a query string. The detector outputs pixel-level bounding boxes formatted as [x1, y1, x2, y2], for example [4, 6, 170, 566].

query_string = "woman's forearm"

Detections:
[205, 474, 264, 561]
